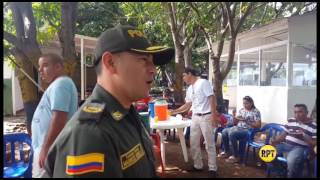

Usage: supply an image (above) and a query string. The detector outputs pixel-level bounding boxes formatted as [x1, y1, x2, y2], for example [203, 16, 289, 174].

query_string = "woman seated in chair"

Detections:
[219, 96, 261, 165]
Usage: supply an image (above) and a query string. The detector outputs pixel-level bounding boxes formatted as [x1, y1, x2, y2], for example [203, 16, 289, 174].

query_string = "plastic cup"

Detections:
[155, 103, 168, 121]
[148, 102, 155, 118]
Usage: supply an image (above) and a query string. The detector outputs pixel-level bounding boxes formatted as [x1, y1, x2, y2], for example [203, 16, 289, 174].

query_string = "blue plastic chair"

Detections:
[3, 133, 33, 178]
[244, 123, 285, 164]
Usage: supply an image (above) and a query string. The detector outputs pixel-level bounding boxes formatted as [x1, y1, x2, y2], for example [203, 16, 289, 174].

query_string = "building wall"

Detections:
[237, 86, 288, 125]
[288, 12, 316, 45]
[3, 62, 24, 115]
[3, 79, 13, 115]
[13, 75, 24, 113]
[287, 87, 317, 119]
[223, 86, 237, 109]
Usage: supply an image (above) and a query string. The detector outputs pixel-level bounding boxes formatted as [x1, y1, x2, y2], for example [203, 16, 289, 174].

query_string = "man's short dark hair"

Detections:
[95, 60, 102, 75]
[40, 53, 64, 66]
[184, 67, 199, 76]
[294, 104, 308, 113]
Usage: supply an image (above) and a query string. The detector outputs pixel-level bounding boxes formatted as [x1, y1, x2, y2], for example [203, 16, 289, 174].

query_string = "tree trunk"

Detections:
[59, 2, 79, 89]
[211, 54, 223, 106]
[183, 45, 192, 67]
[173, 44, 185, 104]
[5, 2, 43, 124]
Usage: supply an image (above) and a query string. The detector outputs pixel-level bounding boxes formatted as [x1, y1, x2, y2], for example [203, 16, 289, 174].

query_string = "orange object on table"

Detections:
[155, 104, 168, 121]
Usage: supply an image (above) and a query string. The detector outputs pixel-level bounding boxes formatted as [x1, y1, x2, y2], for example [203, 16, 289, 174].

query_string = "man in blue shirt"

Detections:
[31, 53, 78, 177]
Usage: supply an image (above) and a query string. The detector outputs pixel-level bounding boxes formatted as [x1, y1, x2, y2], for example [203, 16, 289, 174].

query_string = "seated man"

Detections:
[271, 104, 317, 178]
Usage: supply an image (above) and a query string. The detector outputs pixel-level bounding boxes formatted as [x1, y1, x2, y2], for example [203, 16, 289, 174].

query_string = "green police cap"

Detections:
[94, 24, 175, 66]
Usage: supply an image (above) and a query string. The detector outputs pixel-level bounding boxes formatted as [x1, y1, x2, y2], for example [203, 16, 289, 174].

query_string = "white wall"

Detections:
[237, 86, 288, 125]
[223, 86, 237, 109]
[287, 87, 317, 119]
[4, 61, 24, 113]
[13, 74, 24, 112]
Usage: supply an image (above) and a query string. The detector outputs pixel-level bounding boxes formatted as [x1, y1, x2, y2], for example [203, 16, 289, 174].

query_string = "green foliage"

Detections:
[32, 2, 61, 45]
[3, 4, 15, 36]
[120, 2, 172, 46]
[3, 41, 16, 69]
[76, 2, 124, 37]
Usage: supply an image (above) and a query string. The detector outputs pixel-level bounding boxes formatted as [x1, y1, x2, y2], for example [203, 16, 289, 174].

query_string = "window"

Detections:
[221, 57, 237, 86]
[239, 51, 259, 86]
[292, 44, 316, 86]
[260, 45, 287, 86]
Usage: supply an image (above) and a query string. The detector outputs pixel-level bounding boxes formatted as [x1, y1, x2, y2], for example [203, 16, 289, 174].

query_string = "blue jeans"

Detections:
[221, 126, 241, 155]
[229, 128, 249, 163]
[221, 127, 232, 154]
[275, 143, 308, 178]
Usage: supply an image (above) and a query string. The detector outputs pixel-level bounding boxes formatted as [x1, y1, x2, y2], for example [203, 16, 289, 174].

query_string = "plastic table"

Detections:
[150, 116, 192, 169]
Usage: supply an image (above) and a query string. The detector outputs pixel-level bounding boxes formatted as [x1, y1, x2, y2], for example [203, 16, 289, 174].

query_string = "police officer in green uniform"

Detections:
[43, 25, 174, 178]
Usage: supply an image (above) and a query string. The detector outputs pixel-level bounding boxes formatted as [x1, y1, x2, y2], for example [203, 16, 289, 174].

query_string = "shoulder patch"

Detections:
[83, 103, 104, 113]
[111, 111, 124, 121]
[66, 153, 104, 175]
[79, 102, 106, 122]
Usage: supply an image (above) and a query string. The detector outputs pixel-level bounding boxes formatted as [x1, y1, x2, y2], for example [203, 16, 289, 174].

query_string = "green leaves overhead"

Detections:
[121, 2, 172, 46]
[32, 2, 61, 45]
[76, 2, 123, 37]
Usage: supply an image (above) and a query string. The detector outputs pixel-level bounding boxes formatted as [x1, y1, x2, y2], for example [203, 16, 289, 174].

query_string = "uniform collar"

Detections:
[90, 84, 130, 121]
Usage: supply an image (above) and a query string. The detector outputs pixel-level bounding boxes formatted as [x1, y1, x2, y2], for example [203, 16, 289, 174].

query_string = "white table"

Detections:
[150, 116, 192, 169]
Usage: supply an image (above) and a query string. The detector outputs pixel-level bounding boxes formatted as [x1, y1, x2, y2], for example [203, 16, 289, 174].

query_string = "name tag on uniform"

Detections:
[120, 144, 145, 170]
[66, 153, 104, 175]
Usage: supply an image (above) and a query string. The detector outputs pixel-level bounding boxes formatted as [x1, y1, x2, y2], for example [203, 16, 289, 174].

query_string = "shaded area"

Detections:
[155, 136, 266, 178]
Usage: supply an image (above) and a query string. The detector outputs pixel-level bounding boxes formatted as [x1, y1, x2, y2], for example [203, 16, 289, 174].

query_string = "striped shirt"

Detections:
[284, 118, 317, 147]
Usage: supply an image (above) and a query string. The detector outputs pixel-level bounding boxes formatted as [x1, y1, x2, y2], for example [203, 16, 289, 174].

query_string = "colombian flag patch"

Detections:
[66, 153, 104, 175]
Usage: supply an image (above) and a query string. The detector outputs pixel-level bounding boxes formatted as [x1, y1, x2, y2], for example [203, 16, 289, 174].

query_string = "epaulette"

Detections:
[78, 101, 106, 122]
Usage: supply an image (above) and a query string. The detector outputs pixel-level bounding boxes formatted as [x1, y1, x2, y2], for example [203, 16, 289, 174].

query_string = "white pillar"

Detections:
[81, 38, 85, 100]
[258, 48, 262, 86]
[12, 70, 16, 116]
[286, 41, 292, 87]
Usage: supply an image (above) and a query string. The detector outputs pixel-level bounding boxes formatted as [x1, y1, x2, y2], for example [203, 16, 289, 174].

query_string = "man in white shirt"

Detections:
[171, 67, 218, 178]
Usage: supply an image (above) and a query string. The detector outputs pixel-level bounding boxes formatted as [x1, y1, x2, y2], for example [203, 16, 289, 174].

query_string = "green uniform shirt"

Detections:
[44, 84, 156, 178]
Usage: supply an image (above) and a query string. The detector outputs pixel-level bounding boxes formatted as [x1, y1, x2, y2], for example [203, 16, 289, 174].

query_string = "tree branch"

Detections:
[177, 8, 190, 34]
[270, 62, 283, 77]
[189, 28, 199, 49]
[188, 2, 201, 20]
[164, 2, 181, 45]
[235, 3, 254, 35]
[4, 31, 18, 46]
[223, 2, 235, 37]
[9, 2, 25, 39]
[171, 2, 177, 27]
[217, 8, 229, 58]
